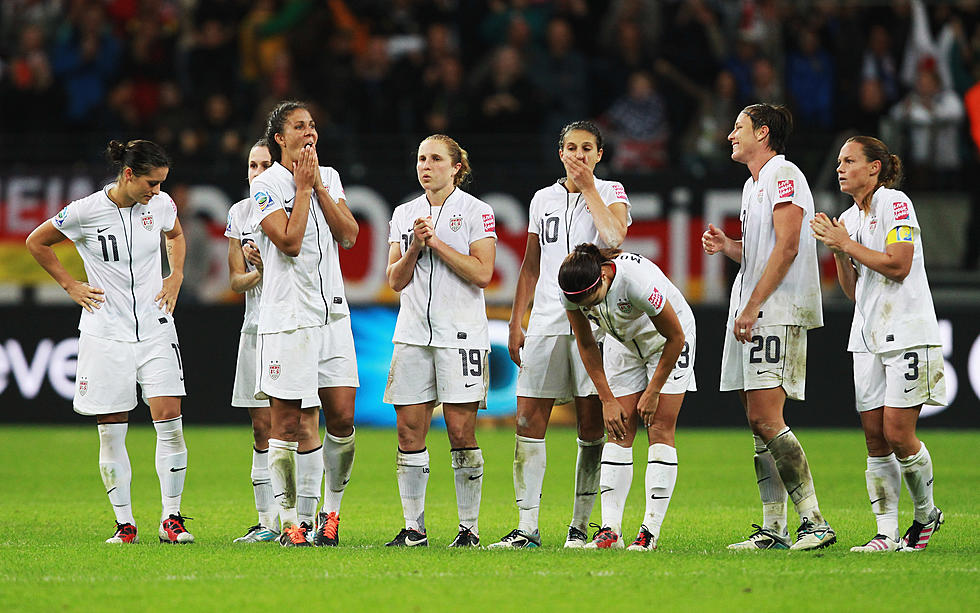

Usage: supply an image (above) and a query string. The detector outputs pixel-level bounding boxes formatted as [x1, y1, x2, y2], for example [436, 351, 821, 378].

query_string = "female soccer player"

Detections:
[812, 136, 944, 552]
[249, 101, 359, 547]
[489, 121, 631, 550]
[26, 139, 193, 544]
[702, 104, 834, 550]
[558, 244, 694, 550]
[384, 134, 496, 548]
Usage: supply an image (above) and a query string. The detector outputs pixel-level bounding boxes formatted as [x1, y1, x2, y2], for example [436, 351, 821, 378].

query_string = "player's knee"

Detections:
[748, 417, 784, 439]
[447, 425, 476, 449]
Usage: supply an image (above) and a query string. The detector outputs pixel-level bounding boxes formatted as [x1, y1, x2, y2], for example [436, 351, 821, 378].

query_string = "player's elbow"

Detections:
[887, 264, 912, 283]
[340, 225, 359, 249]
[473, 269, 494, 289]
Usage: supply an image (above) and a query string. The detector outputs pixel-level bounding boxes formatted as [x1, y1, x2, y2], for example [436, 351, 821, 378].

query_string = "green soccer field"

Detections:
[0, 425, 977, 612]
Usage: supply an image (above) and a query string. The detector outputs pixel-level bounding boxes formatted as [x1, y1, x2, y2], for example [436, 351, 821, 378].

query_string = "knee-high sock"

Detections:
[598, 443, 633, 535]
[268, 438, 299, 529]
[898, 442, 935, 523]
[754, 434, 788, 536]
[571, 437, 604, 531]
[397, 448, 429, 532]
[452, 447, 483, 535]
[98, 423, 134, 525]
[250, 447, 277, 530]
[153, 417, 187, 520]
[296, 445, 323, 525]
[514, 435, 546, 534]
[766, 428, 824, 524]
[866, 453, 901, 540]
[642, 443, 678, 541]
[321, 428, 355, 515]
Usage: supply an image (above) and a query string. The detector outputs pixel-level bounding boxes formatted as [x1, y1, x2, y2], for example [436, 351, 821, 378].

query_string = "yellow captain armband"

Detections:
[886, 226, 913, 245]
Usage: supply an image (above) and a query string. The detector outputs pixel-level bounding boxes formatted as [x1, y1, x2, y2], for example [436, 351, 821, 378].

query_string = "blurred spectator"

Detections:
[1, 0, 64, 49]
[862, 24, 901, 105]
[901, 0, 956, 92]
[601, 71, 670, 172]
[480, 0, 549, 48]
[852, 77, 888, 135]
[750, 57, 784, 105]
[471, 45, 541, 134]
[350, 36, 399, 133]
[184, 17, 238, 101]
[725, 34, 761, 105]
[786, 27, 834, 131]
[590, 20, 654, 116]
[417, 55, 471, 134]
[529, 17, 589, 137]
[1, 23, 64, 134]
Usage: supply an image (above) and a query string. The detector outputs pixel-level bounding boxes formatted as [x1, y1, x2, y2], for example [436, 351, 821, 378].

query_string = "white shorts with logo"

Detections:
[516, 334, 596, 401]
[384, 342, 488, 406]
[74, 328, 185, 415]
[720, 325, 807, 401]
[853, 346, 946, 412]
[605, 332, 697, 397]
[233, 332, 319, 408]
[256, 317, 359, 401]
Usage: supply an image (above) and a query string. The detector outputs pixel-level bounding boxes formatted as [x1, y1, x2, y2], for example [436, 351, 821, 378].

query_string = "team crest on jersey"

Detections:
[617, 298, 632, 314]
[54, 207, 69, 227]
[647, 288, 664, 310]
[868, 216, 878, 233]
[777, 179, 795, 199]
[893, 201, 909, 220]
[141, 212, 154, 231]
[268, 361, 281, 380]
[482, 213, 495, 232]
[254, 191, 272, 211]
[78, 377, 88, 396]
[449, 214, 463, 232]
[757, 189, 764, 203]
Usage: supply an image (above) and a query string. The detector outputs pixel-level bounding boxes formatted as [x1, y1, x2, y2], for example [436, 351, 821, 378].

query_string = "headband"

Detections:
[562, 273, 602, 296]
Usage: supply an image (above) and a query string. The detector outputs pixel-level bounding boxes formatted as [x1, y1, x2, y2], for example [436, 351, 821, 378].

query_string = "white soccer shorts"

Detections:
[605, 331, 697, 397]
[720, 324, 807, 401]
[256, 319, 359, 401]
[515, 334, 596, 401]
[233, 332, 318, 408]
[853, 346, 946, 412]
[384, 342, 488, 406]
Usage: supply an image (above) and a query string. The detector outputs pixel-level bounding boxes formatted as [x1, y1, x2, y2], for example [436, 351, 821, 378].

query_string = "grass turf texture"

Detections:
[1, 426, 977, 612]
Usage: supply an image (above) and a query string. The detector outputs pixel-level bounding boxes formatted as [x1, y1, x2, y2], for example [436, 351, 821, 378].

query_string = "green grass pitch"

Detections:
[0, 425, 977, 612]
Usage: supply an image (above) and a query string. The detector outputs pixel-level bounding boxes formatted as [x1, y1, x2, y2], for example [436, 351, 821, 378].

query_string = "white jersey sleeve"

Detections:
[52, 201, 84, 242]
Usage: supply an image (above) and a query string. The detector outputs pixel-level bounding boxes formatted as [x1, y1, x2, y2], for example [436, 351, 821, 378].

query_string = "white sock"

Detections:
[514, 435, 546, 534]
[321, 428, 355, 515]
[452, 447, 483, 535]
[296, 445, 323, 526]
[153, 416, 187, 520]
[268, 438, 299, 529]
[753, 435, 788, 536]
[251, 447, 277, 531]
[642, 443, 677, 541]
[397, 448, 429, 532]
[898, 442, 935, 523]
[767, 428, 824, 524]
[866, 453, 900, 540]
[571, 437, 604, 531]
[98, 423, 134, 525]
[598, 443, 633, 535]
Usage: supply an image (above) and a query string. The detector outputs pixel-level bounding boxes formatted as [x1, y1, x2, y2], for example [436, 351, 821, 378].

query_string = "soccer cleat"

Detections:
[279, 523, 311, 547]
[790, 517, 837, 550]
[850, 534, 900, 552]
[899, 507, 944, 552]
[727, 524, 790, 550]
[314, 512, 340, 547]
[563, 525, 588, 549]
[584, 523, 622, 549]
[159, 514, 194, 544]
[106, 522, 139, 544]
[385, 528, 428, 547]
[448, 525, 480, 548]
[487, 528, 540, 549]
[234, 523, 279, 543]
[626, 525, 657, 551]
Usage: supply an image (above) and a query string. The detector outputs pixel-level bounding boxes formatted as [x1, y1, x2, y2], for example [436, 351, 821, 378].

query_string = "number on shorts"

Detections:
[903, 351, 919, 381]
[98, 234, 119, 262]
[749, 335, 780, 364]
[458, 348, 482, 376]
[677, 342, 690, 369]
[543, 217, 559, 243]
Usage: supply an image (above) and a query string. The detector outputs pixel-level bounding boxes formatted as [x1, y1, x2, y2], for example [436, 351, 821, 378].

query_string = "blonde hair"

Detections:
[422, 134, 472, 186]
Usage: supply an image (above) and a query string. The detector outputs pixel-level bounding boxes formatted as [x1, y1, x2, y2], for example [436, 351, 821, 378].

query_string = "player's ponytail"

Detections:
[558, 243, 620, 304]
[105, 139, 170, 178]
[846, 136, 904, 204]
[423, 134, 472, 187]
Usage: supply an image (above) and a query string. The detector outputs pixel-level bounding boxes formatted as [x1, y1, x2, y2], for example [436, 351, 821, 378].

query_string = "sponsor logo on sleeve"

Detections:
[254, 191, 272, 211]
[647, 288, 664, 310]
[893, 201, 909, 220]
[141, 212, 154, 231]
[613, 183, 628, 201]
[482, 213, 495, 233]
[896, 226, 913, 242]
[449, 214, 463, 232]
[777, 179, 795, 199]
[54, 206, 68, 227]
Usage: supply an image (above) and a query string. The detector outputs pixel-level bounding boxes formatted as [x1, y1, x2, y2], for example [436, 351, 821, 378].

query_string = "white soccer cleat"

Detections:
[850, 534, 900, 552]
[233, 524, 279, 543]
[626, 525, 657, 551]
[563, 525, 588, 549]
[899, 507, 944, 552]
[727, 524, 790, 550]
[487, 528, 540, 549]
[790, 517, 836, 551]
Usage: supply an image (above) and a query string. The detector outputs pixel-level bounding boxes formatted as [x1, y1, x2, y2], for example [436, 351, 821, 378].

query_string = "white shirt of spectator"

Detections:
[225, 198, 262, 335]
[888, 89, 964, 170]
[51, 184, 178, 342]
[527, 178, 632, 336]
[839, 186, 941, 353]
[248, 161, 349, 335]
[737, 154, 823, 329]
[388, 188, 496, 349]
[562, 252, 694, 360]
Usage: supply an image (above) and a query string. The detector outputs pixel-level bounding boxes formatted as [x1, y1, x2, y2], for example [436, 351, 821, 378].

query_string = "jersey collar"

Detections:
[756, 154, 786, 182]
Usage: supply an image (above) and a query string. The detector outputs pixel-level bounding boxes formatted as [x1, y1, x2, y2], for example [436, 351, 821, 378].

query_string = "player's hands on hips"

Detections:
[293, 145, 317, 191]
[507, 324, 525, 367]
[603, 397, 631, 441]
[156, 274, 182, 314]
[702, 224, 727, 255]
[638, 388, 660, 428]
[242, 240, 263, 274]
[733, 308, 758, 344]
[811, 212, 849, 254]
[562, 154, 596, 193]
[67, 281, 105, 313]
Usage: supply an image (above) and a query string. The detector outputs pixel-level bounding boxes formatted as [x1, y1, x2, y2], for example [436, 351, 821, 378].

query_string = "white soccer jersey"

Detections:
[388, 188, 496, 349]
[249, 162, 350, 335]
[838, 187, 941, 353]
[225, 198, 261, 334]
[563, 252, 694, 360]
[527, 178, 632, 335]
[51, 185, 178, 342]
[737, 155, 823, 329]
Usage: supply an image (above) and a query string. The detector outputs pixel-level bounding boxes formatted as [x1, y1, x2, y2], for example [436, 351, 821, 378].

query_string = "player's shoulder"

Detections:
[149, 190, 177, 213]
[875, 187, 915, 221]
[595, 177, 629, 202]
[318, 165, 341, 182]
[392, 192, 426, 217]
[839, 202, 860, 224]
[454, 187, 492, 212]
[251, 162, 289, 191]
[70, 187, 109, 211]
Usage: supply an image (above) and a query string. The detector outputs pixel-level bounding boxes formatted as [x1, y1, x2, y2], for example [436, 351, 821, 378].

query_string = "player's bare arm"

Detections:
[261, 147, 315, 257]
[812, 212, 913, 282]
[640, 300, 685, 427]
[386, 216, 430, 291]
[308, 151, 358, 249]
[702, 223, 742, 262]
[228, 238, 261, 293]
[564, 156, 628, 247]
[734, 202, 802, 343]
[567, 308, 628, 440]
[428, 235, 496, 289]
[26, 220, 105, 312]
[507, 234, 541, 366]
[157, 219, 185, 314]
